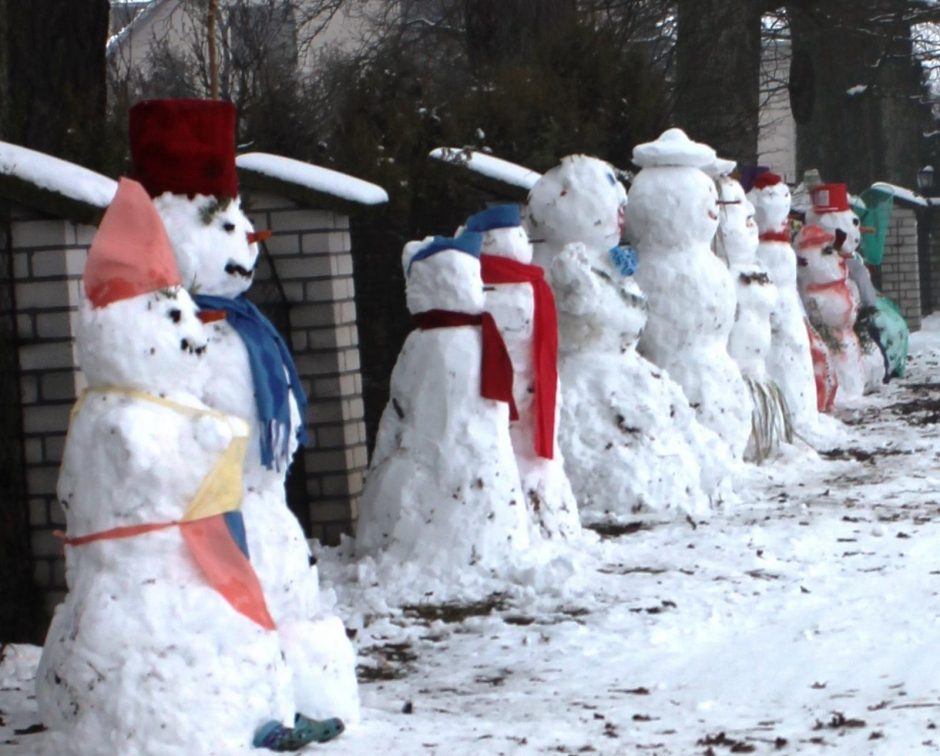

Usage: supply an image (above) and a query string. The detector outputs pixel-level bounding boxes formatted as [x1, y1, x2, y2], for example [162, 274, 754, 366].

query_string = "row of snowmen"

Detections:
[356, 128, 909, 572]
[38, 100, 358, 754]
[40, 110, 909, 753]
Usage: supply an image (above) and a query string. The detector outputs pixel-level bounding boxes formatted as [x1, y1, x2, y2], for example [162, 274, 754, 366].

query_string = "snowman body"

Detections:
[477, 222, 580, 542]
[527, 154, 734, 519]
[747, 178, 829, 422]
[356, 239, 530, 569]
[715, 175, 790, 460]
[716, 177, 776, 381]
[37, 289, 295, 755]
[796, 228, 866, 403]
[627, 135, 750, 462]
[155, 192, 358, 723]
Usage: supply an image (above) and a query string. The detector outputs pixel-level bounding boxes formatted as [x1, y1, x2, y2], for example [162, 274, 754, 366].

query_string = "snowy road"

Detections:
[5, 321, 940, 754]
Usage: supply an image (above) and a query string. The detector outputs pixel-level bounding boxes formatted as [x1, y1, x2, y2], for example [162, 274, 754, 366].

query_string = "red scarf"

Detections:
[480, 254, 558, 459]
[413, 309, 519, 421]
[759, 229, 791, 243]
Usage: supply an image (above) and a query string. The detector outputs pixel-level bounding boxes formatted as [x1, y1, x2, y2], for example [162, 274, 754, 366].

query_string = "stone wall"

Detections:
[879, 206, 922, 330]
[12, 190, 367, 613]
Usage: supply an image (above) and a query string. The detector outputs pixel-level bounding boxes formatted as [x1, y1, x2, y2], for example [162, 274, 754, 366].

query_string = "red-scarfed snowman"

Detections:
[129, 99, 358, 728]
[795, 222, 866, 402]
[746, 172, 837, 417]
[356, 233, 530, 572]
[462, 204, 581, 544]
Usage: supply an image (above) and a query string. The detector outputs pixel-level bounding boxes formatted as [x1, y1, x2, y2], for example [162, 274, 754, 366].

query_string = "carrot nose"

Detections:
[197, 310, 228, 324]
[860, 226, 876, 234]
[247, 230, 273, 245]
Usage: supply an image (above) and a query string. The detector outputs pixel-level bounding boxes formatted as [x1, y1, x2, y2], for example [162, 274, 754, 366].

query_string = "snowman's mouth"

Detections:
[224, 260, 254, 279]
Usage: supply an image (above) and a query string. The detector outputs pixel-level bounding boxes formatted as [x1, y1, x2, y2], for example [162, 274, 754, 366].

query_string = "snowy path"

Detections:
[5, 326, 940, 754]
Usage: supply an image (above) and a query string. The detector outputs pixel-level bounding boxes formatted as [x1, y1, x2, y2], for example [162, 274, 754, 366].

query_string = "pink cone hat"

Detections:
[84, 178, 181, 308]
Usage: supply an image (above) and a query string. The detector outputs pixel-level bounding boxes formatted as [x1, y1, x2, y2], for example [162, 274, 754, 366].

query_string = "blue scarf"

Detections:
[195, 294, 308, 470]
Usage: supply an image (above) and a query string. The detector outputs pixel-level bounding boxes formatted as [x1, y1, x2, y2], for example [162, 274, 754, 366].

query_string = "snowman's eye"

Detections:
[168, 309, 182, 323]
[852, 217, 859, 226]
[223, 222, 236, 233]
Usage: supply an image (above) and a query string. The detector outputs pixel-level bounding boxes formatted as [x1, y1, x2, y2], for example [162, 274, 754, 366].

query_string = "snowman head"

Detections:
[746, 172, 792, 235]
[79, 179, 209, 395]
[403, 233, 485, 315]
[805, 184, 860, 255]
[794, 223, 849, 287]
[626, 128, 719, 249]
[714, 175, 758, 266]
[129, 98, 267, 298]
[524, 155, 626, 255]
[153, 193, 261, 298]
[462, 204, 532, 264]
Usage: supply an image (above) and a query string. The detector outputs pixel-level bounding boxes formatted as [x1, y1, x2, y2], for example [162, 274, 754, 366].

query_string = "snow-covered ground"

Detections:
[6, 317, 940, 754]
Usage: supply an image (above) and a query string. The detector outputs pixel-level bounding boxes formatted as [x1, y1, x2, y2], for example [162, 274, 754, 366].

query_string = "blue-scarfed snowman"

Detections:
[356, 233, 530, 571]
[129, 99, 358, 729]
[35, 179, 310, 754]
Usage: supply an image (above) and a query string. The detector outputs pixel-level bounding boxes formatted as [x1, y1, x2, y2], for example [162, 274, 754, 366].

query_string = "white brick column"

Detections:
[243, 189, 367, 544]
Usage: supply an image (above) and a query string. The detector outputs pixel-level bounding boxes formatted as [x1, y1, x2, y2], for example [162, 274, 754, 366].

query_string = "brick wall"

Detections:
[879, 206, 922, 330]
[13, 190, 368, 612]
[240, 190, 367, 545]
[11, 205, 90, 613]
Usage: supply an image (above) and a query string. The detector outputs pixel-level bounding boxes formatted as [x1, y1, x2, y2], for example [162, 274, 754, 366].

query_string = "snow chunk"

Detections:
[236, 152, 388, 205]
[429, 147, 542, 191]
[846, 84, 868, 96]
[0, 141, 116, 207]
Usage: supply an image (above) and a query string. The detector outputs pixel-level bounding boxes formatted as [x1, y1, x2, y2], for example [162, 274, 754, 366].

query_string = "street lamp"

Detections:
[917, 164, 935, 193]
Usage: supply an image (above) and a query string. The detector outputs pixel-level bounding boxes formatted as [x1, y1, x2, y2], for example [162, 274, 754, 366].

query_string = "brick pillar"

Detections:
[243, 189, 367, 544]
[11, 205, 92, 613]
[879, 206, 921, 330]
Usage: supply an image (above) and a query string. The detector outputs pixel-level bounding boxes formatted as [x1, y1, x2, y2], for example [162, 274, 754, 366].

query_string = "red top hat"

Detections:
[809, 183, 850, 214]
[84, 178, 182, 308]
[795, 223, 835, 251]
[129, 99, 238, 199]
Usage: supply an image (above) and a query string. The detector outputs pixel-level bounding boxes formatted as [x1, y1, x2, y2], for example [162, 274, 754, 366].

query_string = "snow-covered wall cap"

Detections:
[429, 147, 542, 191]
[869, 181, 940, 208]
[464, 204, 521, 232]
[0, 140, 117, 218]
[236, 152, 388, 205]
[632, 128, 716, 169]
[704, 157, 737, 178]
[406, 232, 482, 274]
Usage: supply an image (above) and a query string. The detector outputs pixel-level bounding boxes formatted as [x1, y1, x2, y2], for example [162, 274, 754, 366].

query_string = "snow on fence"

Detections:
[0, 143, 383, 613]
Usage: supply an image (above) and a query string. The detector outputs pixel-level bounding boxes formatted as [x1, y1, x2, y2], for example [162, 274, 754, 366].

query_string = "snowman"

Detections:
[794, 222, 867, 402]
[355, 233, 530, 569]
[747, 171, 837, 418]
[626, 129, 751, 461]
[35, 179, 336, 754]
[525, 154, 735, 521]
[462, 204, 580, 542]
[129, 99, 358, 725]
[806, 183, 895, 390]
[711, 162, 790, 461]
